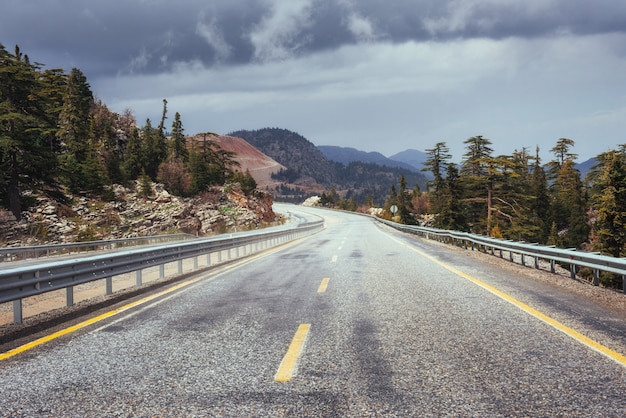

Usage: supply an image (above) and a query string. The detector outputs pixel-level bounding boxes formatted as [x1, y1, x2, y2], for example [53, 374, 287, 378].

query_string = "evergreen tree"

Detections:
[529, 147, 551, 242]
[140, 118, 167, 179]
[590, 147, 626, 256]
[122, 127, 142, 181]
[0, 44, 57, 219]
[56, 68, 106, 194]
[460, 136, 494, 233]
[547, 137, 577, 181]
[552, 160, 589, 248]
[423, 142, 451, 213]
[435, 163, 467, 230]
[396, 175, 412, 224]
[169, 111, 188, 162]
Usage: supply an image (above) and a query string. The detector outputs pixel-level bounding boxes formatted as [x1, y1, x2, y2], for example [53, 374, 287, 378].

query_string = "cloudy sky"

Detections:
[2, 0, 626, 162]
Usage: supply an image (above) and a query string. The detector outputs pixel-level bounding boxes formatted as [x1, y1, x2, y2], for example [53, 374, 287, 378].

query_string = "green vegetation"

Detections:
[1, 44, 257, 222]
[378, 136, 626, 290]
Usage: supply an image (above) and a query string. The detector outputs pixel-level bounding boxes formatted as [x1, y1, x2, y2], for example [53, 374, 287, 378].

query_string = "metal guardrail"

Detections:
[375, 217, 626, 294]
[0, 233, 198, 262]
[0, 218, 324, 323]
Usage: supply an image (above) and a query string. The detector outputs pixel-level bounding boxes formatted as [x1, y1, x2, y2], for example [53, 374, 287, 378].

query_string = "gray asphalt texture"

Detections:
[1, 208, 624, 417]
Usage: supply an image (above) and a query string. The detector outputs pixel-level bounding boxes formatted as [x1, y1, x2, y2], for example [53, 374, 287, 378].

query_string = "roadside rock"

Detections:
[0, 182, 276, 246]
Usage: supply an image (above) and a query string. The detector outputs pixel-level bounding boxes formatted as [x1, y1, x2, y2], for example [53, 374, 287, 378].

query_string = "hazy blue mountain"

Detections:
[575, 157, 598, 178]
[388, 149, 429, 172]
[317, 145, 419, 172]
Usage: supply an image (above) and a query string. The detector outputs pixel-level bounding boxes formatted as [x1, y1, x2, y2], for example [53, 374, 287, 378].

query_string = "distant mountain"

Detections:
[575, 157, 598, 178]
[317, 145, 418, 172]
[229, 128, 335, 186]
[388, 149, 430, 173]
[228, 128, 428, 204]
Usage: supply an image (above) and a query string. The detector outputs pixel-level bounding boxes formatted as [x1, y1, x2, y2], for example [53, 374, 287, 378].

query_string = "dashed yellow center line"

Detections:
[275, 324, 311, 382]
[386, 234, 626, 369]
[317, 277, 330, 293]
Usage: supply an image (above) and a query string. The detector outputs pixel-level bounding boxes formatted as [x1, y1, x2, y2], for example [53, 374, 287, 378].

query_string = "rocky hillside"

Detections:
[0, 182, 276, 247]
[229, 128, 335, 189]
[209, 135, 287, 191]
[228, 128, 428, 204]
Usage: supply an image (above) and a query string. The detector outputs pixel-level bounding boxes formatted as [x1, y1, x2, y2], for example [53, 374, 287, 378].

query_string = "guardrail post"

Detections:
[13, 299, 23, 324]
[623, 275, 625, 294]
[570, 264, 576, 279]
[206, 253, 211, 266]
[66, 286, 74, 306]
[136, 270, 142, 286]
[534, 256, 539, 269]
[194, 256, 198, 269]
[550, 259, 556, 273]
[593, 269, 599, 286]
[160, 264, 165, 279]
[178, 259, 183, 274]
[106, 277, 113, 295]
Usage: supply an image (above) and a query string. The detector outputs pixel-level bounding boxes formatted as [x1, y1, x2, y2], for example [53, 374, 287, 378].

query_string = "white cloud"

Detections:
[248, 0, 314, 61]
[423, 0, 558, 36]
[345, 13, 377, 42]
[196, 16, 232, 61]
[125, 47, 151, 74]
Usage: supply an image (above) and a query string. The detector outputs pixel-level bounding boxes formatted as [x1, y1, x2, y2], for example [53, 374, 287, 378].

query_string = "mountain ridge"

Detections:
[227, 128, 428, 204]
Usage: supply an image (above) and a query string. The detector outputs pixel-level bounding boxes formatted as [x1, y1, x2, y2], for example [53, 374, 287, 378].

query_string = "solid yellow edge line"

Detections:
[0, 278, 198, 362]
[0, 245, 291, 362]
[275, 324, 311, 382]
[392, 236, 626, 368]
[317, 277, 330, 293]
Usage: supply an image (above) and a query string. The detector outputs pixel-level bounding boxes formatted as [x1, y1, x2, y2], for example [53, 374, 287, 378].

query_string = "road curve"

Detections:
[0, 206, 624, 417]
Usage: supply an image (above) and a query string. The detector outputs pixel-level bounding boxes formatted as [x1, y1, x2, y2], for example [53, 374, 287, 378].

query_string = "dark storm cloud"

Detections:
[3, 0, 626, 78]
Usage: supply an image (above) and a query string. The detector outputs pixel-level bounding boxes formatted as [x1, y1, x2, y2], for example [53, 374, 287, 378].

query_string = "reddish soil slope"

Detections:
[211, 135, 286, 190]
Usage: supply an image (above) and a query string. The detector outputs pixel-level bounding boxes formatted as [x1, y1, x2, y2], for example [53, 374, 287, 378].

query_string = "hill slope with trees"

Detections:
[229, 128, 428, 205]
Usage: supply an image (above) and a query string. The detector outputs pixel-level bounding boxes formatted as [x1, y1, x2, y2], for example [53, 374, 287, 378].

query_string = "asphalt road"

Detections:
[0, 207, 624, 417]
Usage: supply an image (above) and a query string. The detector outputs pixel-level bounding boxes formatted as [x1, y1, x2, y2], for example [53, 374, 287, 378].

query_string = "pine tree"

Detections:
[547, 137, 577, 181]
[460, 136, 494, 233]
[0, 44, 57, 219]
[140, 118, 167, 179]
[396, 175, 412, 224]
[56, 68, 105, 194]
[552, 160, 589, 248]
[590, 148, 626, 256]
[169, 112, 188, 162]
[122, 127, 142, 181]
[529, 147, 550, 242]
[423, 142, 451, 213]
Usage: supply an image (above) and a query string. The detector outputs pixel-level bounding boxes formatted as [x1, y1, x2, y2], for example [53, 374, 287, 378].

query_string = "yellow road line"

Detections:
[387, 234, 626, 368]
[275, 324, 311, 382]
[0, 245, 291, 362]
[317, 277, 330, 293]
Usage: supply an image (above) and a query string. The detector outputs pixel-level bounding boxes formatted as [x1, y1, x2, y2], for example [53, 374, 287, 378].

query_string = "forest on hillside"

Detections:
[230, 127, 428, 205]
[373, 136, 626, 288]
[0, 44, 256, 222]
